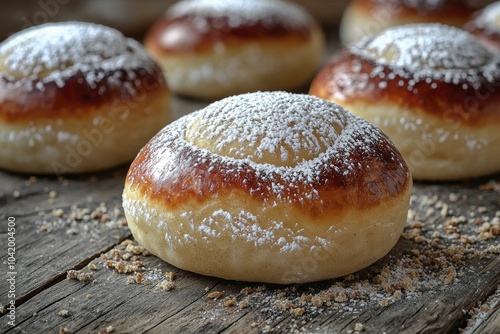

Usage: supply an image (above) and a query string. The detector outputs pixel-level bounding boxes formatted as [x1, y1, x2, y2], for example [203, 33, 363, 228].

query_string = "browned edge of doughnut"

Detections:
[144, 14, 315, 55]
[125, 124, 412, 222]
[309, 49, 500, 127]
[0, 66, 168, 123]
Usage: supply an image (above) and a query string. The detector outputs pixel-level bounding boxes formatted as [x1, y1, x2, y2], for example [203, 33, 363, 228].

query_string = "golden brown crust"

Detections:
[0, 21, 169, 123]
[126, 93, 411, 218]
[143, 0, 317, 55]
[310, 48, 500, 127]
[0, 68, 167, 123]
[144, 15, 313, 55]
[128, 139, 411, 217]
[0, 22, 172, 174]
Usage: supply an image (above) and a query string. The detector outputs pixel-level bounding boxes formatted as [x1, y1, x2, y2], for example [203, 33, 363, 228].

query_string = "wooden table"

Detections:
[1, 29, 499, 334]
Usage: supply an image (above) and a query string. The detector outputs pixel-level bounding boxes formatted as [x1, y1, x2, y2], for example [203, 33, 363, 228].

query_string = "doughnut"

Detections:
[340, 0, 493, 45]
[122, 91, 412, 284]
[0, 21, 171, 175]
[310, 24, 500, 180]
[465, 2, 500, 53]
[144, 0, 325, 99]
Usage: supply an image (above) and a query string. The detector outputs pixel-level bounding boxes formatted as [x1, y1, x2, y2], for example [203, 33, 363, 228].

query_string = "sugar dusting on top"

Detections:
[0, 21, 156, 90]
[167, 0, 313, 29]
[142, 91, 404, 203]
[186, 91, 345, 167]
[351, 24, 500, 89]
[473, 2, 500, 32]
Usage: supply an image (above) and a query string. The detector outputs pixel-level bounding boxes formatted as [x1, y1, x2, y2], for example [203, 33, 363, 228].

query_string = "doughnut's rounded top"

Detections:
[166, 0, 314, 29]
[0, 21, 155, 85]
[350, 24, 499, 88]
[186, 92, 344, 167]
[0, 21, 167, 122]
[145, 0, 316, 53]
[310, 24, 500, 125]
[127, 91, 411, 211]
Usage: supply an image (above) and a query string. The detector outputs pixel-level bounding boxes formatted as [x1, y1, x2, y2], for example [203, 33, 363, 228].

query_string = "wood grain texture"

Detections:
[1, 163, 499, 333]
[0, 170, 131, 301]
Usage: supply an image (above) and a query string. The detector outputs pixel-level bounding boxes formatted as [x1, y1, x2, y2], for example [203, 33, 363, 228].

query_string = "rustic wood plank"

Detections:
[0, 241, 224, 333]
[465, 287, 500, 334]
[3, 247, 497, 334]
[0, 169, 132, 303]
[1, 173, 498, 333]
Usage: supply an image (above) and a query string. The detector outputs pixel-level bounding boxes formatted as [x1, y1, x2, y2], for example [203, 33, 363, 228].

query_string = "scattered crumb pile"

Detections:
[6, 175, 129, 238]
[66, 239, 176, 292]
[59, 325, 114, 334]
[57, 309, 70, 318]
[36, 200, 127, 235]
[66, 269, 93, 283]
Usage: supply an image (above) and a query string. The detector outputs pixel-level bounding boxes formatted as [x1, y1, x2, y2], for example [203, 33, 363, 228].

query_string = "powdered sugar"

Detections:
[0, 21, 155, 90]
[167, 0, 313, 30]
[186, 91, 345, 167]
[142, 92, 398, 201]
[196, 209, 309, 251]
[351, 24, 500, 89]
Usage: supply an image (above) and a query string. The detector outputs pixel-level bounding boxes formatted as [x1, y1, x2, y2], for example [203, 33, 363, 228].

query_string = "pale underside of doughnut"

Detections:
[321, 100, 500, 180]
[0, 88, 170, 174]
[123, 185, 411, 284]
[147, 28, 324, 99]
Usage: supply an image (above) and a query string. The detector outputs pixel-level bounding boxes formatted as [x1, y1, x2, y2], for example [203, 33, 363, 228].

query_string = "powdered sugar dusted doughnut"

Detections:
[123, 91, 412, 284]
[466, 2, 500, 53]
[340, 0, 493, 45]
[310, 24, 500, 180]
[144, 0, 325, 99]
[0, 22, 171, 174]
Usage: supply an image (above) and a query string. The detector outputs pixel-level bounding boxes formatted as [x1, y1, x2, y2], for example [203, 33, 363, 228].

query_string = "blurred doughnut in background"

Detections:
[340, 0, 495, 45]
[465, 1, 500, 53]
[0, 0, 350, 41]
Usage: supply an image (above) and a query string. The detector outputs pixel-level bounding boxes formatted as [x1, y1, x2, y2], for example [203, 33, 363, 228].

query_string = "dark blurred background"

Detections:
[0, 0, 350, 41]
